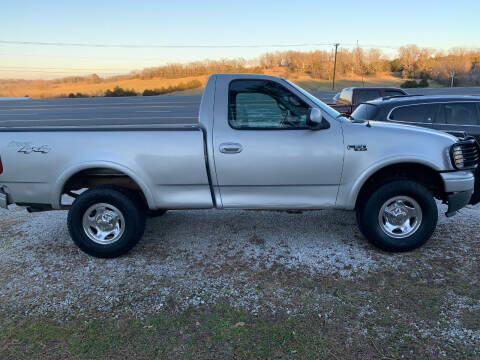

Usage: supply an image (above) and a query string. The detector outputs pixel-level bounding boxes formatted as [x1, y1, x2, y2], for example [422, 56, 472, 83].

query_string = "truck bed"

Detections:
[0, 95, 201, 128]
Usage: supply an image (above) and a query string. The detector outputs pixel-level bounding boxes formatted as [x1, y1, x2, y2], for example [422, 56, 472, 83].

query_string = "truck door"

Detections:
[212, 77, 344, 209]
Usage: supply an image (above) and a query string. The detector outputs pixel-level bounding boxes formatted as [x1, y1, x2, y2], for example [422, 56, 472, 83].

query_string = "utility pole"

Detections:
[332, 43, 340, 90]
[450, 70, 455, 87]
[357, 40, 365, 87]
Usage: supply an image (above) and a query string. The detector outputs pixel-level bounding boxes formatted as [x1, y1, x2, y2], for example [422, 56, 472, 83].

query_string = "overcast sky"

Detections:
[1, 0, 479, 79]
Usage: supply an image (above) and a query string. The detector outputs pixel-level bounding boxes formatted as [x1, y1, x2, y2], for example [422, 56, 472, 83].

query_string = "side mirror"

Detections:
[307, 108, 330, 130]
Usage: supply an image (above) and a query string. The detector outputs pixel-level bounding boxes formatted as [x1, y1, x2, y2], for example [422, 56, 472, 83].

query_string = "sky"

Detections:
[1, 0, 479, 79]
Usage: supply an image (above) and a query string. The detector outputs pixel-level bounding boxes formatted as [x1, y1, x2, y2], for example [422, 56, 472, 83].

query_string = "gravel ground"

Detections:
[0, 203, 479, 349]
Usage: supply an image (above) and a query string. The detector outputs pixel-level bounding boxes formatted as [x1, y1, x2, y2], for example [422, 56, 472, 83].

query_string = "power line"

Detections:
[343, 43, 401, 49]
[0, 66, 136, 71]
[0, 69, 125, 75]
[0, 40, 337, 49]
[0, 39, 419, 50]
[0, 53, 171, 61]
[2, 40, 471, 51]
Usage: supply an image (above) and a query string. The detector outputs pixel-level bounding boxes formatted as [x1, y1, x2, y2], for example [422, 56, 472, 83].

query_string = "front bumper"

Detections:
[440, 171, 475, 217]
[0, 189, 7, 209]
[446, 190, 474, 217]
[440, 171, 475, 193]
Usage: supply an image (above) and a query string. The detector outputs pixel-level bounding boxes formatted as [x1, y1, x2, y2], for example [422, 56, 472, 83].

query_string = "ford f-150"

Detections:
[0, 74, 476, 258]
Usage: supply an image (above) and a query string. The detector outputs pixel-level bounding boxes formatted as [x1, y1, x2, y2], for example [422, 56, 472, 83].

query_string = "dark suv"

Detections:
[351, 95, 480, 203]
[352, 95, 480, 142]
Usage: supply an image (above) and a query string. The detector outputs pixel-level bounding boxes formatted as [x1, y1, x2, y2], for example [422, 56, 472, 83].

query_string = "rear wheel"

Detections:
[356, 180, 438, 252]
[67, 187, 146, 258]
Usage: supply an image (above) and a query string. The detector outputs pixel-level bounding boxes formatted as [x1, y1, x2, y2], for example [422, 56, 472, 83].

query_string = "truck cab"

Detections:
[330, 87, 407, 115]
[201, 74, 343, 209]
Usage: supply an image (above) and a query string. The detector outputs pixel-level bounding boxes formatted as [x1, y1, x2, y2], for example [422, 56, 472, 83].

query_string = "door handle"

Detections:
[219, 142, 243, 154]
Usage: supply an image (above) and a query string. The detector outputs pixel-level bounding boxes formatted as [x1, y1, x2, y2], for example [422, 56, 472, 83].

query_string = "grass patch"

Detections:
[142, 79, 202, 96]
[1, 265, 478, 360]
[0, 307, 341, 359]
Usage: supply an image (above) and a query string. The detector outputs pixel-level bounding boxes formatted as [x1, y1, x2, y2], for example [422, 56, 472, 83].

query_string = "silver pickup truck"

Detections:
[0, 74, 477, 258]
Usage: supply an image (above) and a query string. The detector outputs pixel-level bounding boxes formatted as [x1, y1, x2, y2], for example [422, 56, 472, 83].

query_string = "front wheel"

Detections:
[356, 180, 438, 252]
[67, 187, 146, 258]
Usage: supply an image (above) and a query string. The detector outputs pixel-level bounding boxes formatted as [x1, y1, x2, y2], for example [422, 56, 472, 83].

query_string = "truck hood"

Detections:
[341, 119, 458, 172]
[358, 120, 458, 143]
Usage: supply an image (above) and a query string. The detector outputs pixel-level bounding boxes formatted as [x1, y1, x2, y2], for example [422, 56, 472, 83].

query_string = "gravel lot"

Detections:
[0, 203, 479, 356]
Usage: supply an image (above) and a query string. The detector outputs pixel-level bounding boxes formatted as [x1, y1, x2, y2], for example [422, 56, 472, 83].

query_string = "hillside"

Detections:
[0, 75, 211, 99]
[2, 46, 479, 98]
[0, 70, 413, 99]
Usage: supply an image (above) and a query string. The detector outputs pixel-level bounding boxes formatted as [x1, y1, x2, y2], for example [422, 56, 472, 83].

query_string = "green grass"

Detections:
[0, 307, 336, 359]
[1, 265, 478, 360]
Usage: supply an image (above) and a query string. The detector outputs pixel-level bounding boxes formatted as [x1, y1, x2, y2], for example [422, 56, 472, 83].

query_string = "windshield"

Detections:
[283, 79, 341, 119]
[351, 103, 379, 120]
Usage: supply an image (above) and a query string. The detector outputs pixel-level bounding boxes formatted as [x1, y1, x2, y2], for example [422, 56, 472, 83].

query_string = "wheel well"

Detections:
[61, 168, 148, 209]
[355, 163, 444, 209]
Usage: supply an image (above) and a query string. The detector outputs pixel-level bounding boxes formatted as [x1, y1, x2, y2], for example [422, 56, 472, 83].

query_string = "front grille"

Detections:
[451, 138, 480, 169]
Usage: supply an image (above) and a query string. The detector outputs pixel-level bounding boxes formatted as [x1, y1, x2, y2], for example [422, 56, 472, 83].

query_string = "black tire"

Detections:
[67, 186, 146, 258]
[356, 180, 438, 252]
[147, 209, 168, 218]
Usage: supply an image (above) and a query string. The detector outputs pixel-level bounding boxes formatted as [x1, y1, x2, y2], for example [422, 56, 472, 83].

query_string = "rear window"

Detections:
[337, 88, 353, 104]
[357, 89, 382, 103]
[352, 104, 378, 120]
[441, 102, 479, 125]
[389, 104, 436, 123]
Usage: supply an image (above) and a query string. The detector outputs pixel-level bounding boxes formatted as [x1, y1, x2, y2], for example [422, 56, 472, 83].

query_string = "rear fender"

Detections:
[53, 161, 154, 209]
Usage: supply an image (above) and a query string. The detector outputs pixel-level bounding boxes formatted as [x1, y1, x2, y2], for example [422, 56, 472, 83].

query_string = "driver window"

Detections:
[228, 79, 310, 129]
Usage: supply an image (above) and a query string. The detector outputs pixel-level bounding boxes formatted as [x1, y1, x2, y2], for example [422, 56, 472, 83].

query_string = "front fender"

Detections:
[338, 155, 442, 210]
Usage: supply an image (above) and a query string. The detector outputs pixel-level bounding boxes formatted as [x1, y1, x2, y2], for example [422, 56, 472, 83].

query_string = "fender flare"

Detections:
[52, 160, 155, 209]
[344, 156, 442, 209]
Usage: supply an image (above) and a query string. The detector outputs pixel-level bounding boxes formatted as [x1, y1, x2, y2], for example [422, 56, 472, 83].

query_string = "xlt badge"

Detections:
[347, 144, 367, 151]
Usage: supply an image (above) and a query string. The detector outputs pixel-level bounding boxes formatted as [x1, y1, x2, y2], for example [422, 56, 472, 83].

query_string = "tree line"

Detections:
[3, 46, 480, 89]
[257, 46, 480, 86]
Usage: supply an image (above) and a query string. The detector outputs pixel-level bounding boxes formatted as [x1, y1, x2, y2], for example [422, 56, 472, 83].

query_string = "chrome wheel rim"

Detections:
[378, 196, 422, 239]
[82, 203, 125, 245]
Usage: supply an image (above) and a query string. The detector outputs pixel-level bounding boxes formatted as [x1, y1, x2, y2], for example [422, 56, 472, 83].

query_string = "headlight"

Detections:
[451, 145, 464, 168]
[450, 139, 479, 170]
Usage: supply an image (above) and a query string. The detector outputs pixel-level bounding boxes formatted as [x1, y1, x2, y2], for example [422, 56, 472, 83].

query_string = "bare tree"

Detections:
[399, 45, 421, 78]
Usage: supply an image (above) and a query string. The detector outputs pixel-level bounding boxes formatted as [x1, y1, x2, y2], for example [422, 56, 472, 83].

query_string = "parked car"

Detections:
[352, 94, 480, 203]
[329, 87, 407, 115]
[0, 74, 476, 258]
